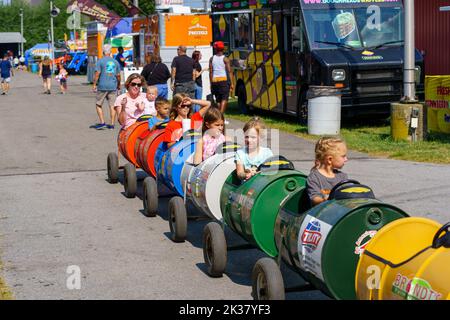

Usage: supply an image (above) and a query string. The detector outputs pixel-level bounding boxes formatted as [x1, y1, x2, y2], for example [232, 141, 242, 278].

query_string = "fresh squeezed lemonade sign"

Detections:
[164, 15, 212, 46]
[425, 76, 450, 134]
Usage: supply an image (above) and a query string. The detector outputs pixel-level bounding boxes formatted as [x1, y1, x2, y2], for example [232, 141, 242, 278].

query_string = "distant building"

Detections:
[415, 0, 450, 75]
[0, 32, 27, 57]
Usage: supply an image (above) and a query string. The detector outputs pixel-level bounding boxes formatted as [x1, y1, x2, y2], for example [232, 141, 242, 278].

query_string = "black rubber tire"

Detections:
[237, 83, 251, 115]
[107, 152, 119, 184]
[168, 196, 187, 242]
[123, 163, 137, 198]
[251, 257, 285, 300]
[143, 177, 158, 217]
[203, 222, 227, 278]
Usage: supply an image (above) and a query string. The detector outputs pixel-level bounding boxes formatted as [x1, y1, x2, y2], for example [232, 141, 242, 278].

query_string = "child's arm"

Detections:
[236, 162, 247, 180]
[136, 101, 145, 112]
[116, 97, 127, 126]
[193, 137, 204, 165]
[311, 196, 326, 206]
[195, 99, 211, 117]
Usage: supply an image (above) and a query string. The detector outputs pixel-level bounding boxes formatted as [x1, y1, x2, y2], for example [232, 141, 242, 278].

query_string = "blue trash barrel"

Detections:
[31, 63, 39, 73]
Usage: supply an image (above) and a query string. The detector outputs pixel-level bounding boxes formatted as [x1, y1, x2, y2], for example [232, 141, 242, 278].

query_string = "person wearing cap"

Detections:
[170, 45, 196, 98]
[209, 41, 234, 116]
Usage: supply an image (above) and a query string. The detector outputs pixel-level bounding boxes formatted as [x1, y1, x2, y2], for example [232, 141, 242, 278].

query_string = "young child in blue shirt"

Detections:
[235, 117, 273, 181]
[148, 97, 171, 130]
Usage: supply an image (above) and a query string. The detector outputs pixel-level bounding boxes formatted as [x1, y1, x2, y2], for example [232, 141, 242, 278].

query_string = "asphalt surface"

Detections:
[0, 71, 449, 300]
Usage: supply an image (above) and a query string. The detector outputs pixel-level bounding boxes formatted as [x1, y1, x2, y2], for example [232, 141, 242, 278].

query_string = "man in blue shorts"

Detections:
[0, 54, 14, 95]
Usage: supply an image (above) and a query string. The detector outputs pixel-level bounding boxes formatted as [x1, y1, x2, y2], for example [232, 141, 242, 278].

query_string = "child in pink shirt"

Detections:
[193, 108, 226, 165]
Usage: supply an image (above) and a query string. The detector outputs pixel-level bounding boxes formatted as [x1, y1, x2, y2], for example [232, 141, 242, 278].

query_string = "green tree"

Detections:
[95, 0, 155, 17]
[0, 0, 155, 52]
[0, 0, 71, 51]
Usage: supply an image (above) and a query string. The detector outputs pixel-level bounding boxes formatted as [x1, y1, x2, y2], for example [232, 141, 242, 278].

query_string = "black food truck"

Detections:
[210, 0, 424, 120]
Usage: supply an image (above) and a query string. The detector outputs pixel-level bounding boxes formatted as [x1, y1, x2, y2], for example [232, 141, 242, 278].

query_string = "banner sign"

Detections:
[164, 15, 212, 47]
[300, 0, 403, 9]
[67, 0, 121, 28]
[425, 76, 450, 134]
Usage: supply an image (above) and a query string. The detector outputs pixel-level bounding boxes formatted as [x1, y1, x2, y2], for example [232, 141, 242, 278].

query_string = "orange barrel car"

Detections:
[134, 121, 169, 217]
[107, 119, 150, 198]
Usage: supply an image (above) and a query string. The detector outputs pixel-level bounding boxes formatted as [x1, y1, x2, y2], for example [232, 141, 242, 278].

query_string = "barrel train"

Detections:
[106, 118, 450, 300]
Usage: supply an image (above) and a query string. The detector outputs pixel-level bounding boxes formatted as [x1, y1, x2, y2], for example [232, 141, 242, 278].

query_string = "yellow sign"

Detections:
[164, 15, 212, 47]
[425, 76, 450, 134]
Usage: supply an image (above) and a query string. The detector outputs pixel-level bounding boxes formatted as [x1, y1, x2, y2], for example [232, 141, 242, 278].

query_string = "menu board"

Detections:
[255, 10, 272, 51]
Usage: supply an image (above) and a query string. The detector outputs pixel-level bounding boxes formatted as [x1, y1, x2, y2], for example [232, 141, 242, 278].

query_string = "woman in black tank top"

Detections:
[39, 56, 53, 94]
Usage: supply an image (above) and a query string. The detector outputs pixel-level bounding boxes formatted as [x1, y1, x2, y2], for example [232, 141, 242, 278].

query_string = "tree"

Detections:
[0, 0, 71, 51]
[95, 0, 155, 17]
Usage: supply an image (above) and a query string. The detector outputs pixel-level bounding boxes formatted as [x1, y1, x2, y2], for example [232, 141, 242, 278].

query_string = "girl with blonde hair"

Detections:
[306, 136, 349, 206]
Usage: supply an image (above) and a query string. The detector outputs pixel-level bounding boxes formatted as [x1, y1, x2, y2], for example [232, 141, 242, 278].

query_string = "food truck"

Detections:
[211, 0, 425, 119]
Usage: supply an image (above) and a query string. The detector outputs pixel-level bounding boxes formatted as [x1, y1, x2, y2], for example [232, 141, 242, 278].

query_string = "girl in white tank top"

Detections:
[212, 55, 227, 82]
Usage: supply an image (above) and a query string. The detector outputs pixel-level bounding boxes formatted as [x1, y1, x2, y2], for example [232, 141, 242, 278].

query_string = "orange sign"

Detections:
[164, 14, 212, 46]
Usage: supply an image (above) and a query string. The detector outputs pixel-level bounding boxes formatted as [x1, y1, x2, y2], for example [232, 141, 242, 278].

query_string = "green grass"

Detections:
[0, 266, 13, 300]
[225, 100, 450, 164]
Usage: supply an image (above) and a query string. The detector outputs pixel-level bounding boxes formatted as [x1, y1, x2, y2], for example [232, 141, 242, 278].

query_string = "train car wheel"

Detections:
[203, 222, 227, 278]
[143, 177, 158, 217]
[123, 163, 137, 198]
[107, 152, 119, 184]
[251, 258, 285, 300]
[169, 196, 187, 242]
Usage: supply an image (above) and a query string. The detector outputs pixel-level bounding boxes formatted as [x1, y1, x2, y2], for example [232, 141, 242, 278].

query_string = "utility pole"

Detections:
[50, 0, 55, 72]
[20, 8, 24, 57]
[403, 0, 416, 102]
[391, 0, 424, 143]
[133, 0, 139, 17]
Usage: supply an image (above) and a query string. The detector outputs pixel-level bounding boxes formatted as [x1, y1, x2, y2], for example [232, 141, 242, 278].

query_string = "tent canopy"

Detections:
[26, 43, 51, 57]
[109, 18, 133, 37]
[0, 32, 26, 44]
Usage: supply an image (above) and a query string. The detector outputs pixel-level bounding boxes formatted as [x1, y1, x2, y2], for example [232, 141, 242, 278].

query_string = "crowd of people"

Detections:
[89, 43, 349, 207]
[92, 41, 234, 130]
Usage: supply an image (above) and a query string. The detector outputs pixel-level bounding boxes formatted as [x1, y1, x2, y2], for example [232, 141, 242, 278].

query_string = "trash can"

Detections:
[307, 86, 341, 135]
[31, 63, 39, 74]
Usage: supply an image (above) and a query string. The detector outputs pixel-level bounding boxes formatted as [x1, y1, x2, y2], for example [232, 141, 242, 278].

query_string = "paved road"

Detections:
[0, 71, 449, 300]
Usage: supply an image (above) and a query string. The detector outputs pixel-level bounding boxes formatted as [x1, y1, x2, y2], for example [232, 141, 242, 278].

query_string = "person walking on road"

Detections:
[141, 53, 171, 99]
[170, 45, 196, 98]
[115, 46, 126, 84]
[39, 56, 52, 94]
[92, 44, 121, 130]
[192, 50, 208, 112]
[0, 54, 14, 95]
[210, 41, 234, 117]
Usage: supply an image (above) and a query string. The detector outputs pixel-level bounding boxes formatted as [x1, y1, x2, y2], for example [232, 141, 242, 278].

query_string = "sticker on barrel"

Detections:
[392, 273, 442, 300]
[354, 230, 377, 256]
[298, 216, 333, 282]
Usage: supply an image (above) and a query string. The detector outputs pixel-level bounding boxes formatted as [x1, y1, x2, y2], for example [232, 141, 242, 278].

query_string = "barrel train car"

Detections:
[106, 118, 450, 300]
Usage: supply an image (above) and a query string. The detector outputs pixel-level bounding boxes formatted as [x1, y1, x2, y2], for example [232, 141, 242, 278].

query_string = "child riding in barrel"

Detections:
[306, 136, 349, 207]
[193, 107, 227, 165]
[162, 93, 211, 148]
[235, 117, 273, 181]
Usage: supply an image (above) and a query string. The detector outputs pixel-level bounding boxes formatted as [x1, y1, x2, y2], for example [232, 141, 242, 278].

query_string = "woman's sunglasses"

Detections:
[130, 82, 142, 87]
[179, 104, 190, 109]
